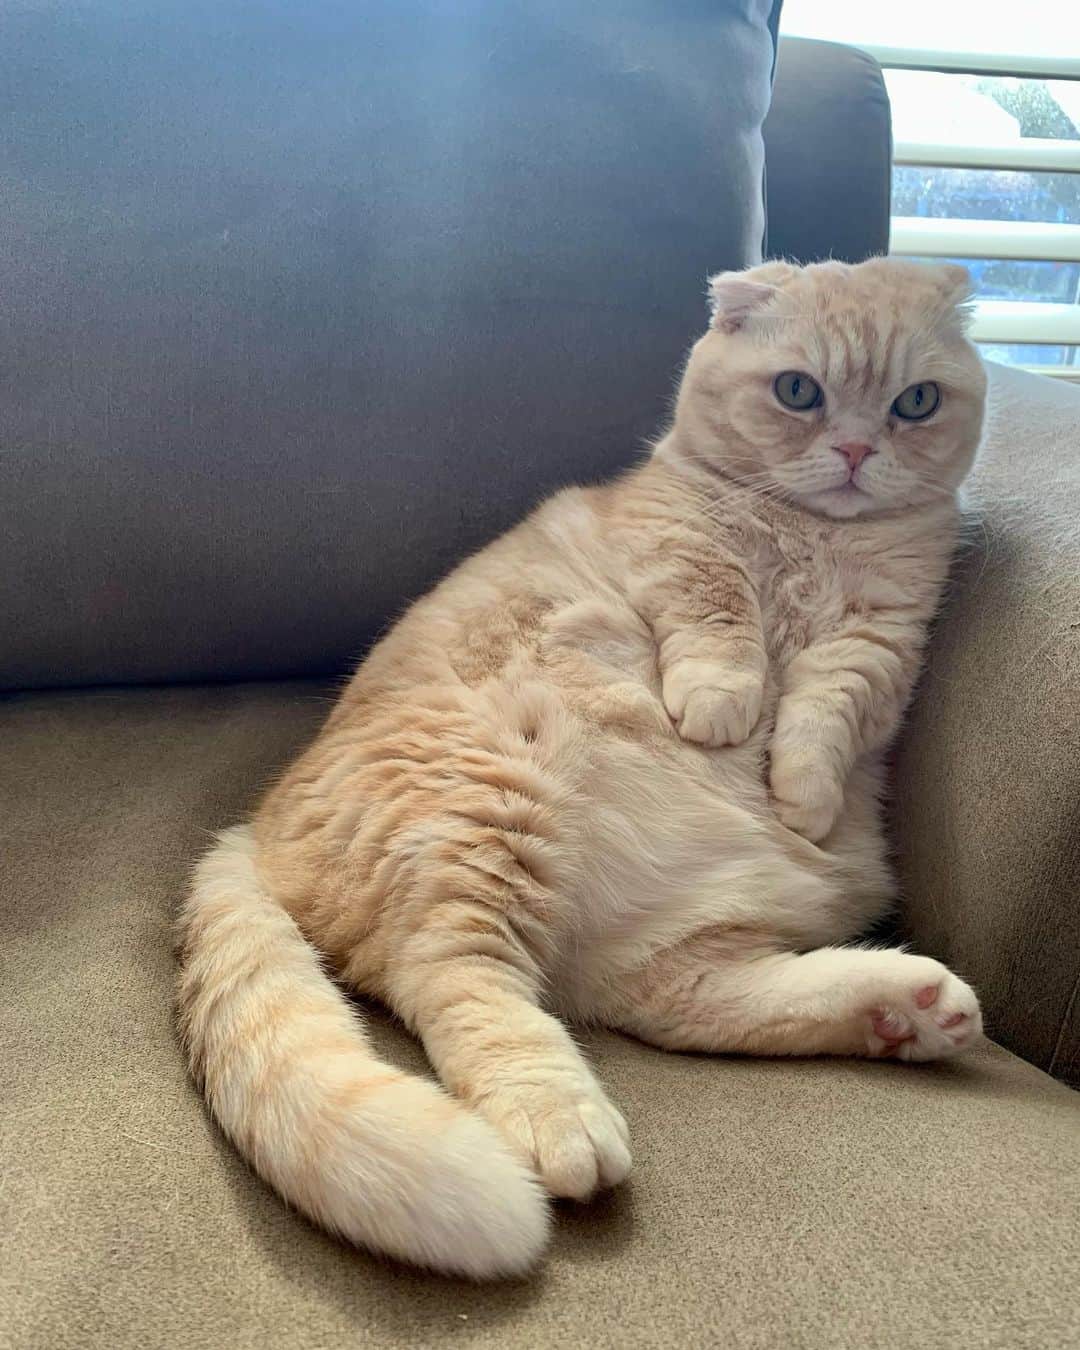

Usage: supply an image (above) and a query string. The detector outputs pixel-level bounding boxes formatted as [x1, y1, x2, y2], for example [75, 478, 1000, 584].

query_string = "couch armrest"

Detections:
[763, 38, 892, 263]
[892, 364, 1080, 1088]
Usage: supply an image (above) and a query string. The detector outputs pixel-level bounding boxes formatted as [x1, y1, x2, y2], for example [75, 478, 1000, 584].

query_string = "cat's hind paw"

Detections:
[478, 1076, 631, 1201]
[866, 967, 982, 1061]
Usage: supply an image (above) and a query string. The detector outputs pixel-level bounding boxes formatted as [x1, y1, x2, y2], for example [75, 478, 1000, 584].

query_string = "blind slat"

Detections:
[864, 44, 1080, 80]
[972, 300, 1080, 345]
[894, 138, 1080, 174]
[890, 217, 1080, 263]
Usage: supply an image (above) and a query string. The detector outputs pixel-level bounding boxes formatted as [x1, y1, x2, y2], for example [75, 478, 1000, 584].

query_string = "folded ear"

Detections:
[938, 262, 973, 301]
[936, 263, 976, 331]
[706, 272, 778, 334]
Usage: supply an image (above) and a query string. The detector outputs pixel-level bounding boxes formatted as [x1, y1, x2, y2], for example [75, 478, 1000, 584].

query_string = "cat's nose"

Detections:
[833, 442, 873, 471]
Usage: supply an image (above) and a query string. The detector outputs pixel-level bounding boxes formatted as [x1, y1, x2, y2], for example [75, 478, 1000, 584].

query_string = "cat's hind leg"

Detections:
[386, 896, 631, 1201]
[608, 928, 982, 1061]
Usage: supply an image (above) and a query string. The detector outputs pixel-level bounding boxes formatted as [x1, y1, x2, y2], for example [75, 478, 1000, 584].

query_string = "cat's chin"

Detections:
[797, 485, 878, 520]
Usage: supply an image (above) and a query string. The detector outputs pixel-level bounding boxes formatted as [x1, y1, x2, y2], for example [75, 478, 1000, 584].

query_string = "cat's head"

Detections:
[671, 258, 987, 519]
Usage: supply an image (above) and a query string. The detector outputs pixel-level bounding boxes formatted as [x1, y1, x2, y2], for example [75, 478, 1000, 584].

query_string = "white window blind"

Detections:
[866, 44, 1080, 381]
[780, 2, 1080, 382]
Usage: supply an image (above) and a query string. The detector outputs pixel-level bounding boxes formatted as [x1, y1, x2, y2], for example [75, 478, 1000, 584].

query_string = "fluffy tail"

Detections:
[176, 825, 549, 1277]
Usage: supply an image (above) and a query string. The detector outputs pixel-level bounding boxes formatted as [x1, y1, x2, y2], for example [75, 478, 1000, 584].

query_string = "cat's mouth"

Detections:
[800, 479, 876, 519]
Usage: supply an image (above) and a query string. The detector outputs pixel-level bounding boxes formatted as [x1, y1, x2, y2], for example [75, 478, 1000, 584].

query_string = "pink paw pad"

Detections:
[936, 1010, 968, 1029]
[870, 1011, 914, 1044]
[914, 984, 940, 1010]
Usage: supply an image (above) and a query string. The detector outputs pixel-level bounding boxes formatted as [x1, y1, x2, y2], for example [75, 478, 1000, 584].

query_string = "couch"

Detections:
[3, 4, 1078, 1347]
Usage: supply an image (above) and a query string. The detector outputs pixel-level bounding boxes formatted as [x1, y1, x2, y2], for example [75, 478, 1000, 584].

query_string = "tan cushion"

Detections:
[3, 682, 1079, 1348]
[893, 364, 1080, 1089]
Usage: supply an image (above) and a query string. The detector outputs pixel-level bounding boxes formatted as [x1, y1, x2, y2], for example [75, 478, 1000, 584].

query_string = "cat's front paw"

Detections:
[477, 1075, 631, 1201]
[662, 663, 763, 747]
[770, 747, 844, 842]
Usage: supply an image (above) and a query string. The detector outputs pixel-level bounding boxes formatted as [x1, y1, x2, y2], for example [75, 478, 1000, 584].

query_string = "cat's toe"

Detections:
[482, 1081, 631, 1201]
[769, 744, 845, 842]
[770, 766, 843, 842]
[677, 683, 761, 747]
[662, 664, 762, 747]
[533, 1095, 631, 1199]
[774, 795, 838, 843]
[867, 968, 982, 1061]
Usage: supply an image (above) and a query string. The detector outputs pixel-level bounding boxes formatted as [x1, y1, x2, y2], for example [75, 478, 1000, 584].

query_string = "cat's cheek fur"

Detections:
[679, 258, 986, 516]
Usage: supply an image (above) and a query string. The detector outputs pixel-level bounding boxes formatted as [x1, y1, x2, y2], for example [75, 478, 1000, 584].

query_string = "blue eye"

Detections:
[774, 371, 823, 411]
[892, 382, 940, 421]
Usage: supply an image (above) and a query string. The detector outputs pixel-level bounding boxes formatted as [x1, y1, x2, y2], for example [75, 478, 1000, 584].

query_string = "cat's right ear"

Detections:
[707, 273, 777, 334]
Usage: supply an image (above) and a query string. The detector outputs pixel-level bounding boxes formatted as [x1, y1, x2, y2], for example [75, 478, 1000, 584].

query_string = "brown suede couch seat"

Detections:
[2, 5, 1079, 1348]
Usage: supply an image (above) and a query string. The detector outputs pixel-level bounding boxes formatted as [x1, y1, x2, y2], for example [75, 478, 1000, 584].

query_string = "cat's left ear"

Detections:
[937, 263, 976, 329]
[938, 263, 973, 303]
[707, 273, 777, 334]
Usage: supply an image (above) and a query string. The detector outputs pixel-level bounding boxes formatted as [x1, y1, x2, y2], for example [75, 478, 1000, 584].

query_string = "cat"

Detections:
[178, 256, 988, 1279]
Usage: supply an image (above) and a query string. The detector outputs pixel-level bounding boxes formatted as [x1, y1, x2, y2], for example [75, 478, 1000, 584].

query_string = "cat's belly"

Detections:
[277, 593, 893, 1010]
[505, 599, 891, 1012]
[548, 721, 893, 1019]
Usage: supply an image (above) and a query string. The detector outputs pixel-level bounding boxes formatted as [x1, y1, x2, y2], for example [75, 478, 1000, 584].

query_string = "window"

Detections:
[780, 1, 1080, 380]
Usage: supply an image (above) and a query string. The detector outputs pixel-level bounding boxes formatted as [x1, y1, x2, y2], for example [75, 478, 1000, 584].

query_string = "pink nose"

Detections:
[833, 441, 873, 471]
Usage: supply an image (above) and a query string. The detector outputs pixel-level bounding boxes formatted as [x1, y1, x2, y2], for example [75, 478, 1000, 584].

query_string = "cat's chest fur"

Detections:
[744, 509, 891, 669]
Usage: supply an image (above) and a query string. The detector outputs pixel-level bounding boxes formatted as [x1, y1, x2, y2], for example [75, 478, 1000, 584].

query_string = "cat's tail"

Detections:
[176, 824, 550, 1277]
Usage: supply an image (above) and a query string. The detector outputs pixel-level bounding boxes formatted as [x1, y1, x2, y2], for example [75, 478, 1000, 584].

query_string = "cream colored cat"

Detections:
[178, 257, 987, 1279]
